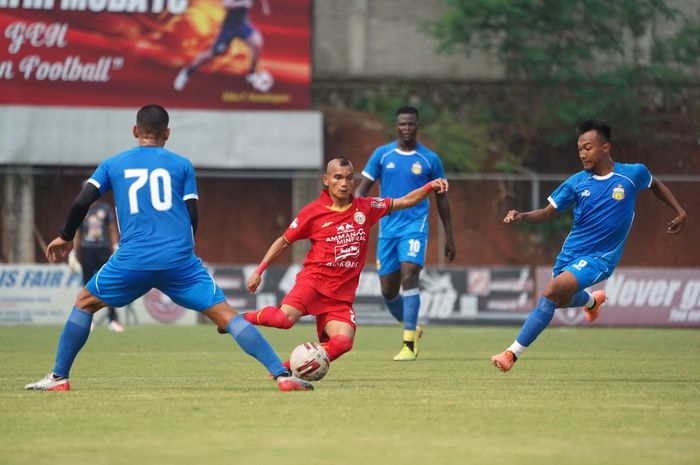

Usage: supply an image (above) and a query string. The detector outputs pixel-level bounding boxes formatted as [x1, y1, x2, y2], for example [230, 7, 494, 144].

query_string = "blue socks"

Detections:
[227, 315, 286, 378]
[402, 289, 420, 331]
[384, 295, 404, 323]
[53, 307, 93, 378]
[567, 289, 591, 308]
[516, 297, 556, 347]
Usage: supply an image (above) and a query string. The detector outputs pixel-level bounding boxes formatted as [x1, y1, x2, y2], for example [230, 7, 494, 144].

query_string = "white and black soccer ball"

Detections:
[289, 342, 330, 381]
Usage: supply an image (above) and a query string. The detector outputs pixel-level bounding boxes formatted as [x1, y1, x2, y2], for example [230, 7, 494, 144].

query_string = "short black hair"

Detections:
[136, 104, 169, 137]
[396, 106, 419, 119]
[577, 119, 611, 143]
[329, 156, 352, 167]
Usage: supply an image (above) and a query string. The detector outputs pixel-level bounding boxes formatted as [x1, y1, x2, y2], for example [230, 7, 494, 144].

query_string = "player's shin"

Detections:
[401, 289, 420, 350]
[566, 289, 593, 308]
[243, 306, 294, 329]
[226, 315, 287, 378]
[514, 297, 557, 350]
[53, 307, 94, 377]
[320, 334, 354, 362]
[384, 295, 404, 323]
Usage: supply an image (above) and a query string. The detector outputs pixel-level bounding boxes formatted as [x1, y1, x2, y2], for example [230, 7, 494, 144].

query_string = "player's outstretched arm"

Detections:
[649, 177, 687, 234]
[247, 236, 290, 293]
[46, 184, 101, 263]
[392, 179, 448, 212]
[503, 204, 557, 224]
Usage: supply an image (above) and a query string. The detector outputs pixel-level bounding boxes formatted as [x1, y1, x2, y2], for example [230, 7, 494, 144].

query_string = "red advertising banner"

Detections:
[537, 267, 700, 327]
[0, 0, 311, 109]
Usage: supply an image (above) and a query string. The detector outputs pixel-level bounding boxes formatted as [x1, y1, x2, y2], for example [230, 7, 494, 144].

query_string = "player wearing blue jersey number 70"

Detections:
[25, 104, 312, 392]
[491, 119, 687, 373]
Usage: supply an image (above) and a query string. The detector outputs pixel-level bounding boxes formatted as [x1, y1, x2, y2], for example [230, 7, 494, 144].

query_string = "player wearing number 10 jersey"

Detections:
[25, 104, 312, 392]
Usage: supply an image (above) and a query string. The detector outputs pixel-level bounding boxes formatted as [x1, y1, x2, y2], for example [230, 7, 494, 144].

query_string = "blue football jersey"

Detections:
[362, 141, 445, 238]
[548, 162, 652, 269]
[88, 146, 199, 270]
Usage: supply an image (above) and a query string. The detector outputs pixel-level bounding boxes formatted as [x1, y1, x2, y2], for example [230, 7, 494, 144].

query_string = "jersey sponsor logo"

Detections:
[580, 189, 591, 197]
[386, 162, 396, 169]
[573, 260, 588, 271]
[370, 198, 388, 209]
[289, 217, 299, 229]
[354, 211, 366, 225]
[335, 242, 360, 261]
[326, 223, 367, 245]
[321, 221, 334, 228]
[411, 161, 422, 175]
[612, 184, 625, 201]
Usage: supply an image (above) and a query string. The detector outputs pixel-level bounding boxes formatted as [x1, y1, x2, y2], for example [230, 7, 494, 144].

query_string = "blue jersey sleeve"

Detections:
[88, 162, 112, 195]
[431, 154, 446, 180]
[362, 147, 383, 182]
[183, 160, 198, 200]
[548, 176, 578, 211]
[630, 163, 652, 192]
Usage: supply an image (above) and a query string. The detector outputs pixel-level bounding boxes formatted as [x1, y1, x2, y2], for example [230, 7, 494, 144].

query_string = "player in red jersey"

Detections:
[241, 156, 448, 368]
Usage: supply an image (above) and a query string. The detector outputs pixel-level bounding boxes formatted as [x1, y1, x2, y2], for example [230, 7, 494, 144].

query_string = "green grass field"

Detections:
[1, 324, 698, 465]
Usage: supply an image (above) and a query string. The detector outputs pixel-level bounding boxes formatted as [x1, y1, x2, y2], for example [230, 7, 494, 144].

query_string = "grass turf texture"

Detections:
[1, 325, 698, 465]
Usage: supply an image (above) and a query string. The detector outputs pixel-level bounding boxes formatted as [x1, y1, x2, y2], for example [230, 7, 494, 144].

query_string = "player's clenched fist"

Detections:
[503, 210, 521, 223]
[247, 273, 262, 293]
[430, 178, 449, 193]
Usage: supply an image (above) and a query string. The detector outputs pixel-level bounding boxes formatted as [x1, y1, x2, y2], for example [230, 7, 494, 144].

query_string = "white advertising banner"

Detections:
[0, 264, 197, 326]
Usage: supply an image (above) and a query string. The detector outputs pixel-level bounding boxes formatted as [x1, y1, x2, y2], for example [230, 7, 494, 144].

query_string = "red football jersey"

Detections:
[283, 190, 392, 304]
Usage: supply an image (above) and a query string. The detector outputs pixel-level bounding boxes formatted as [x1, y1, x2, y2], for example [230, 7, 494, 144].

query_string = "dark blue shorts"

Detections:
[212, 8, 255, 55]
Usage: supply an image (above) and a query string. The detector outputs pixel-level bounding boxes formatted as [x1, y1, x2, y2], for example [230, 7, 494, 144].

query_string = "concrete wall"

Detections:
[313, 0, 700, 80]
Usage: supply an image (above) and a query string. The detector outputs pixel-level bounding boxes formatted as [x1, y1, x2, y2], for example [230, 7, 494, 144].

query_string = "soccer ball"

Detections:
[251, 70, 274, 92]
[289, 342, 330, 381]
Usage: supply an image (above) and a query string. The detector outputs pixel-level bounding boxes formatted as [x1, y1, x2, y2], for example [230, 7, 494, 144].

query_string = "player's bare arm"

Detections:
[353, 176, 374, 198]
[649, 177, 687, 234]
[503, 204, 557, 224]
[392, 178, 448, 212]
[435, 192, 456, 262]
[261, 0, 271, 15]
[247, 236, 290, 293]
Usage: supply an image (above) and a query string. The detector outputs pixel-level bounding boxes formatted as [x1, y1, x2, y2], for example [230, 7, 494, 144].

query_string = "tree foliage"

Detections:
[427, 0, 700, 168]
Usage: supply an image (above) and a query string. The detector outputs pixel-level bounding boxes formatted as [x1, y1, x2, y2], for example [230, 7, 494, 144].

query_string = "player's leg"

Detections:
[492, 271, 579, 372]
[25, 261, 148, 390]
[244, 28, 263, 76]
[161, 263, 312, 391]
[317, 316, 355, 363]
[392, 235, 428, 361]
[174, 12, 235, 90]
[378, 237, 403, 322]
[557, 258, 610, 322]
[96, 248, 124, 332]
[243, 283, 311, 329]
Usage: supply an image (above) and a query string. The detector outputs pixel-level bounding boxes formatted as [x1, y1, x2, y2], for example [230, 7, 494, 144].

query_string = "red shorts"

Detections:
[281, 284, 357, 341]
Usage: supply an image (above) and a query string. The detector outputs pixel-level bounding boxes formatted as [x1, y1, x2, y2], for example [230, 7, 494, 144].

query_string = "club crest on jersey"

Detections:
[411, 162, 422, 175]
[612, 184, 625, 201]
[354, 211, 366, 225]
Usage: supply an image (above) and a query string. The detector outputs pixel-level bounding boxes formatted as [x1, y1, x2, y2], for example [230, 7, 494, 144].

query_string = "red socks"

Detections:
[243, 306, 294, 329]
[320, 334, 354, 362]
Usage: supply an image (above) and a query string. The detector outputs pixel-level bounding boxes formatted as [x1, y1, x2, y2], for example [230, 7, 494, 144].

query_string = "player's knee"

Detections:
[272, 311, 294, 329]
[325, 334, 354, 360]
